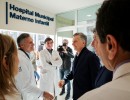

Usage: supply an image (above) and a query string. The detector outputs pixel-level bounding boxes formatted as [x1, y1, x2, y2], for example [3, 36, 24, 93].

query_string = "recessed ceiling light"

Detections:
[86, 14, 92, 17]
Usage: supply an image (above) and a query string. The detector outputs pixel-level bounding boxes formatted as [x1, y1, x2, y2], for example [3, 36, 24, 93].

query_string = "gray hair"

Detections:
[73, 32, 87, 44]
[63, 39, 68, 43]
[17, 33, 30, 47]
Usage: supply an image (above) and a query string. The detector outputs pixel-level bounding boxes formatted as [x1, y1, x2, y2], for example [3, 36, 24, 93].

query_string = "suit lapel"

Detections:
[73, 47, 86, 76]
[72, 56, 78, 74]
[74, 58, 81, 75]
[95, 67, 105, 84]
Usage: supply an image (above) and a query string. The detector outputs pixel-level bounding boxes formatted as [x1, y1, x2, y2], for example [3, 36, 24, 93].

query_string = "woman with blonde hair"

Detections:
[0, 34, 21, 100]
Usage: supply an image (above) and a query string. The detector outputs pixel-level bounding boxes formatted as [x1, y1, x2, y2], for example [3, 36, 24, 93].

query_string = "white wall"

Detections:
[0, 0, 55, 35]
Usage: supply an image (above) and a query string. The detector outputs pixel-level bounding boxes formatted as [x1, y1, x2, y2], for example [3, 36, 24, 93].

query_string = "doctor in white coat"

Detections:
[79, 0, 130, 100]
[39, 37, 62, 99]
[15, 33, 54, 100]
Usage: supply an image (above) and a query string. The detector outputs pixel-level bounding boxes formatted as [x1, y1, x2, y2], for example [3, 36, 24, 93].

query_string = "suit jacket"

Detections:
[64, 47, 100, 99]
[79, 62, 130, 100]
[95, 66, 113, 88]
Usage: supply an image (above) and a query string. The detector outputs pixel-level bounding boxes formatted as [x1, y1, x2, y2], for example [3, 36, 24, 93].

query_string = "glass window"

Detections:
[77, 27, 87, 34]
[57, 31, 73, 38]
[0, 29, 55, 51]
[56, 11, 75, 28]
[77, 4, 101, 25]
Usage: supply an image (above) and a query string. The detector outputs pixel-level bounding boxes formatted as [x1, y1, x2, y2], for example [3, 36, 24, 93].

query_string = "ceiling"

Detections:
[18, 0, 104, 14]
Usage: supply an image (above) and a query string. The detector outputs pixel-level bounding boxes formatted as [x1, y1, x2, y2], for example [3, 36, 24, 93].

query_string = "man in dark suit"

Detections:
[58, 33, 100, 100]
[95, 66, 113, 88]
[58, 39, 74, 100]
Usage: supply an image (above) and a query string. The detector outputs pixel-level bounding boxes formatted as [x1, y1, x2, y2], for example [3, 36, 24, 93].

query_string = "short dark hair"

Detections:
[44, 37, 53, 43]
[96, 0, 130, 51]
[17, 33, 30, 47]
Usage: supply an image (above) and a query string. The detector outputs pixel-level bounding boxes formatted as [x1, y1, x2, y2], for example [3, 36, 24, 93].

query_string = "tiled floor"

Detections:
[58, 92, 73, 100]
[37, 67, 73, 100]
[37, 80, 73, 100]
[37, 65, 72, 100]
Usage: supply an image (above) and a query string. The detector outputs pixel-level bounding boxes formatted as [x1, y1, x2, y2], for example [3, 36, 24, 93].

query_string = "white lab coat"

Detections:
[39, 49, 62, 96]
[79, 62, 130, 100]
[15, 50, 43, 100]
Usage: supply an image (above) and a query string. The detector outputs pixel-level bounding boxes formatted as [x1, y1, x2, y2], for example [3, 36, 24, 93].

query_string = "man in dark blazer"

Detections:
[95, 66, 113, 88]
[58, 33, 100, 100]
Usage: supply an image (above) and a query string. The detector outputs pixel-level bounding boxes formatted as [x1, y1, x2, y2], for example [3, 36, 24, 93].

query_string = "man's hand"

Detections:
[58, 80, 65, 88]
[43, 91, 54, 100]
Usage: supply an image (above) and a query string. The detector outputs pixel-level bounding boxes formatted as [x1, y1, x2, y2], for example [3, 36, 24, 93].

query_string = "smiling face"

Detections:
[20, 36, 34, 53]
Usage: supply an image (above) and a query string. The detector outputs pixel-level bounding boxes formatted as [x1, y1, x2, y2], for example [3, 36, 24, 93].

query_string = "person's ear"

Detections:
[2, 56, 8, 70]
[106, 35, 117, 60]
[20, 43, 24, 48]
[82, 40, 86, 45]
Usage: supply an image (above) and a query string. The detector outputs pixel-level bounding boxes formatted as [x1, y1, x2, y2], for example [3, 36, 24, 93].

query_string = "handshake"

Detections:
[43, 80, 65, 100]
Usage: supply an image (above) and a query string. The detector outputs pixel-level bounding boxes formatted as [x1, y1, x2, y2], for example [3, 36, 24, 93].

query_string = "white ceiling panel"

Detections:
[18, 0, 104, 14]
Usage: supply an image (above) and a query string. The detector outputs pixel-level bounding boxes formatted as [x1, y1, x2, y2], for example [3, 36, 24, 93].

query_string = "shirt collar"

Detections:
[114, 59, 130, 73]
